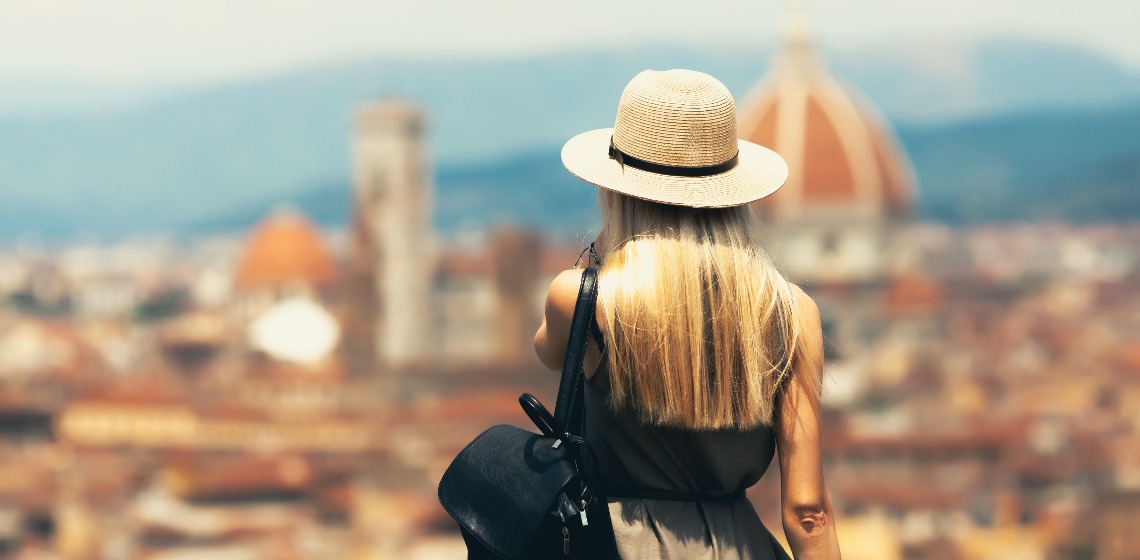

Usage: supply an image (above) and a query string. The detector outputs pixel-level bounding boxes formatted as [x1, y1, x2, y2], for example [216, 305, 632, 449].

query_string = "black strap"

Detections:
[609, 137, 738, 177]
[574, 244, 605, 354]
[553, 266, 599, 436]
[518, 393, 557, 438]
[605, 487, 747, 502]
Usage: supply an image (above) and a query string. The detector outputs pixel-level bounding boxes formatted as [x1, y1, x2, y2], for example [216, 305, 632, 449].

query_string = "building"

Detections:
[738, 16, 916, 284]
[346, 99, 435, 376]
[345, 98, 574, 373]
[233, 208, 338, 317]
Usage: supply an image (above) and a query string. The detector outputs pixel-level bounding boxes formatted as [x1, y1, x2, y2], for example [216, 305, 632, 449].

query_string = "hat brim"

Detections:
[561, 128, 788, 208]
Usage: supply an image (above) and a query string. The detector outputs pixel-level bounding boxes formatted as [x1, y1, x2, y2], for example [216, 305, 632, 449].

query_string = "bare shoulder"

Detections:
[788, 282, 820, 326]
[534, 268, 589, 372]
[786, 282, 825, 390]
[546, 268, 586, 317]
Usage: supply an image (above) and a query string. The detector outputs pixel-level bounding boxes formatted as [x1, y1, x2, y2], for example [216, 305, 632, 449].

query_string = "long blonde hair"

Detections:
[596, 189, 801, 430]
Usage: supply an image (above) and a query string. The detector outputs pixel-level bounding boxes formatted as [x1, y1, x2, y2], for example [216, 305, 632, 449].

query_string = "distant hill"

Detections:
[0, 38, 1139, 238]
[189, 149, 596, 237]
[192, 100, 1140, 236]
[834, 37, 1140, 123]
[902, 101, 1140, 223]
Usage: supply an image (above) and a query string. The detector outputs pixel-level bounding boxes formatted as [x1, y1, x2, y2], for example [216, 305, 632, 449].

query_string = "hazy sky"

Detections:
[1, 0, 1135, 88]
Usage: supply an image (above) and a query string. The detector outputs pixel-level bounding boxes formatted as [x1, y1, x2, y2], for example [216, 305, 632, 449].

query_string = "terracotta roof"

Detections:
[398, 387, 533, 427]
[1114, 342, 1140, 374]
[737, 27, 914, 218]
[234, 210, 337, 290]
[72, 378, 190, 406]
[884, 273, 944, 315]
[0, 318, 107, 382]
[161, 455, 313, 500]
[840, 482, 962, 510]
[826, 418, 1030, 455]
[159, 312, 228, 346]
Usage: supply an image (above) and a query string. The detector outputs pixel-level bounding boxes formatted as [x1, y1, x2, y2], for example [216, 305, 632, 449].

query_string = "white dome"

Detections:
[248, 297, 340, 365]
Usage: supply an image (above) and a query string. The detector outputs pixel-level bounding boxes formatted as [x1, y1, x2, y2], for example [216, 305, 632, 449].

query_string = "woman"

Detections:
[534, 69, 842, 559]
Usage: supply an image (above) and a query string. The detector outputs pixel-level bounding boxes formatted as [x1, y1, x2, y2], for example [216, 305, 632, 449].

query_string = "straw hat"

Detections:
[562, 69, 788, 208]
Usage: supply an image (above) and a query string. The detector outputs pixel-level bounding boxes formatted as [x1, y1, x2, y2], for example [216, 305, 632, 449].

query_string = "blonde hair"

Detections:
[596, 189, 801, 430]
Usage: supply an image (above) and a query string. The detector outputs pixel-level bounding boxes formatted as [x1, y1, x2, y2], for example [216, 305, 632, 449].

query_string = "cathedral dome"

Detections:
[738, 22, 915, 220]
[234, 209, 337, 290]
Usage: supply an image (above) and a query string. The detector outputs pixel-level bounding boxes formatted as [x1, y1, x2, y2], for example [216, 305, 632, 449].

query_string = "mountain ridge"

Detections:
[1, 38, 1138, 239]
[187, 99, 1140, 237]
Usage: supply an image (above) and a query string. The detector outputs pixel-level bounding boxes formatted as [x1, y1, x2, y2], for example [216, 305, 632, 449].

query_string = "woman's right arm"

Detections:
[775, 287, 842, 559]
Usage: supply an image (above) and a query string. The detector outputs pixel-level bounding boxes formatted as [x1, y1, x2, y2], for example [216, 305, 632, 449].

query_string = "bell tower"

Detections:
[345, 99, 434, 375]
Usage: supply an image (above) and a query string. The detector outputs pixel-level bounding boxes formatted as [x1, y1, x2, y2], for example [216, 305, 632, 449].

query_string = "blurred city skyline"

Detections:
[1, 3, 1139, 558]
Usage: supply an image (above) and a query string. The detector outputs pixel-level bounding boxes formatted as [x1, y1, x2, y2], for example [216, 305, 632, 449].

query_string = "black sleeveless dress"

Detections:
[582, 361, 792, 560]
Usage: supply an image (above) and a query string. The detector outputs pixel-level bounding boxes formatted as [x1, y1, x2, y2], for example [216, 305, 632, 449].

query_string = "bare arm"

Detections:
[777, 286, 841, 559]
[534, 268, 584, 372]
[534, 268, 605, 377]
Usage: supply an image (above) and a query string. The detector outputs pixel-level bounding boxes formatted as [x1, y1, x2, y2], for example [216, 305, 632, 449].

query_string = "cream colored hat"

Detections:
[562, 69, 788, 208]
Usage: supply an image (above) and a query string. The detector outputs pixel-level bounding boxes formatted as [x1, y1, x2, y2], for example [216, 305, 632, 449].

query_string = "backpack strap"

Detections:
[553, 266, 599, 436]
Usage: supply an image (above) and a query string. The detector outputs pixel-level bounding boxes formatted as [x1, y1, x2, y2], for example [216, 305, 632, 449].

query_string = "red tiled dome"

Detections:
[234, 210, 336, 290]
[738, 24, 915, 219]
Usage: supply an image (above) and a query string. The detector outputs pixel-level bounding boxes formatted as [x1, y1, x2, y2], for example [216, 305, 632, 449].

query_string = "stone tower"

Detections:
[345, 99, 433, 375]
